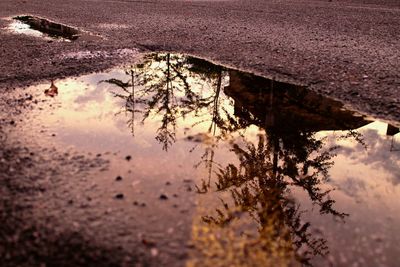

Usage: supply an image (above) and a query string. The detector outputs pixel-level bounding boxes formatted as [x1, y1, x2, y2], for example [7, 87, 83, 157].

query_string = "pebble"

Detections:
[150, 248, 158, 257]
[159, 194, 168, 200]
[115, 175, 123, 181]
[114, 193, 124, 199]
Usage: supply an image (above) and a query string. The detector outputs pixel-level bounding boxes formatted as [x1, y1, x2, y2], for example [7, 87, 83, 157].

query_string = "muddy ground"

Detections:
[0, 0, 399, 266]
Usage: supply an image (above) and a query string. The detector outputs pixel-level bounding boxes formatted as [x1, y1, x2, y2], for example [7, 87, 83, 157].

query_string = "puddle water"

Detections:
[13, 53, 400, 266]
[9, 16, 99, 41]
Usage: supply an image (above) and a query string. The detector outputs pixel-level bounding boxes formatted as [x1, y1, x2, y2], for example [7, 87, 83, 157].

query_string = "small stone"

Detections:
[51, 133, 56, 137]
[150, 248, 158, 257]
[125, 155, 132, 161]
[159, 194, 168, 200]
[133, 201, 139, 206]
[165, 181, 171, 186]
[9, 120, 15, 125]
[114, 193, 124, 199]
[115, 176, 123, 181]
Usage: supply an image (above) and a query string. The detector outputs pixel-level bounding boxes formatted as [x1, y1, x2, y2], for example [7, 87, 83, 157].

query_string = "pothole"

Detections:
[9, 15, 100, 41]
[7, 53, 400, 266]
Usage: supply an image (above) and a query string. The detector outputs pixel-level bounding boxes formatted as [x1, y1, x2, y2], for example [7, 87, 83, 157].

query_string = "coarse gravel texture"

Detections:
[0, 0, 399, 125]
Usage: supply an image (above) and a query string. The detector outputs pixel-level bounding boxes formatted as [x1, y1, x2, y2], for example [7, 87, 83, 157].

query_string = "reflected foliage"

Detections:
[200, 133, 346, 266]
[193, 70, 368, 265]
[103, 53, 247, 150]
[103, 53, 370, 266]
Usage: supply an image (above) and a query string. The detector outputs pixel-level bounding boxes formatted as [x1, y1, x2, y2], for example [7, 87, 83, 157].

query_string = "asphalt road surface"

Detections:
[0, 0, 399, 124]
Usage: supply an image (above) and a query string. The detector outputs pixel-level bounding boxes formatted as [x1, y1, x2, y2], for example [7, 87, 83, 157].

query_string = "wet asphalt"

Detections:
[0, 0, 399, 266]
[0, 0, 399, 124]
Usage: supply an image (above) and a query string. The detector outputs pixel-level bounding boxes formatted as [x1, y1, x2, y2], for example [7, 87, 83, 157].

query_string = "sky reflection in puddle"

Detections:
[23, 53, 400, 266]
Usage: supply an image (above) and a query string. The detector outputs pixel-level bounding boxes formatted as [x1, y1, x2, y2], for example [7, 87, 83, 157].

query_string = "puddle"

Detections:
[9, 15, 99, 41]
[12, 53, 400, 266]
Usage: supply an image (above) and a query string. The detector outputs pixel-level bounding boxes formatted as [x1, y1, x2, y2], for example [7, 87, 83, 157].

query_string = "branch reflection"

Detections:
[103, 53, 371, 266]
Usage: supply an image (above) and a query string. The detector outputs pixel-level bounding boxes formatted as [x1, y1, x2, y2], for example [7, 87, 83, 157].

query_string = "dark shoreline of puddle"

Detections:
[4, 53, 400, 266]
[8, 15, 101, 42]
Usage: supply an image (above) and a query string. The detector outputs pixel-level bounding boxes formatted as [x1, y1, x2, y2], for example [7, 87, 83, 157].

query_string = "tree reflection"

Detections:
[104, 53, 199, 150]
[103, 53, 370, 266]
[198, 131, 346, 266]
[103, 53, 247, 151]
[193, 71, 369, 266]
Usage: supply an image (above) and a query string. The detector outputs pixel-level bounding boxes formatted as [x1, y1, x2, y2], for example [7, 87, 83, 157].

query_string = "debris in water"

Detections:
[159, 194, 168, 200]
[114, 193, 124, 199]
[44, 81, 58, 97]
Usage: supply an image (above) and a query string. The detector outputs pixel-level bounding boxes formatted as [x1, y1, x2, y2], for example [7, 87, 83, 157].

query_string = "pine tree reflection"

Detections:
[103, 53, 246, 151]
[200, 132, 342, 265]
[104, 54, 218, 150]
[103, 54, 370, 265]
[185, 57, 251, 187]
[105, 53, 187, 149]
[194, 70, 370, 266]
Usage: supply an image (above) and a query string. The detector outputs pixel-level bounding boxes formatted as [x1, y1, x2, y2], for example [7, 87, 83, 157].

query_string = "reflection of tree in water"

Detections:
[196, 130, 347, 266]
[103, 53, 368, 266]
[192, 72, 369, 266]
[104, 53, 248, 151]
[104, 53, 195, 150]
